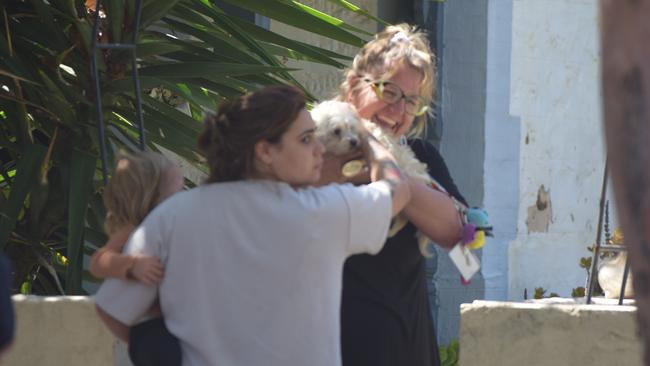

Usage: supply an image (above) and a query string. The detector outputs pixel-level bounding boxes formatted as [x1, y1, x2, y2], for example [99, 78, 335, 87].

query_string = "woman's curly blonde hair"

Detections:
[337, 23, 437, 137]
[103, 151, 176, 235]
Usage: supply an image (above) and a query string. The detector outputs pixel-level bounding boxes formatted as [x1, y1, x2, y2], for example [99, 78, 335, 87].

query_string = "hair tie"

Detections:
[390, 31, 410, 45]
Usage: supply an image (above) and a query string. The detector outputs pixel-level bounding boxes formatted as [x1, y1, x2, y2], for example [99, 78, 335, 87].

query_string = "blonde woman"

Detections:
[323, 24, 468, 366]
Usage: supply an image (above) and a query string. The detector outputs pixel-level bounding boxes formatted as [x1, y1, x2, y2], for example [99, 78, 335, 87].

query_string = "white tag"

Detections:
[449, 244, 481, 281]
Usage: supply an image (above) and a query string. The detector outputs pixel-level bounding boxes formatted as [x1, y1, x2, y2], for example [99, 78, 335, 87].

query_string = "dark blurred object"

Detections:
[0, 255, 15, 353]
[128, 318, 181, 366]
[600, 0, 650, 364]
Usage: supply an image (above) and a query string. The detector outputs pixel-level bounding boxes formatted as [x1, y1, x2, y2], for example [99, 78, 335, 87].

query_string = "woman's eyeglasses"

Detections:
[363, 78, 429, 117]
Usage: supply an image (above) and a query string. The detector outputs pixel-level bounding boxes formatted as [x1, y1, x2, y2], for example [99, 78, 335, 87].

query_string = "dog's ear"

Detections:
[310, 104, 325, 127]
[345, 102, 361, 117]
[311, 102, 335, 129]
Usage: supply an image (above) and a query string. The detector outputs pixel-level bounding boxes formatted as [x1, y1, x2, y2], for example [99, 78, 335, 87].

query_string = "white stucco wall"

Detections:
[483, 0, 519, 301]
[508, 0, 604, 299]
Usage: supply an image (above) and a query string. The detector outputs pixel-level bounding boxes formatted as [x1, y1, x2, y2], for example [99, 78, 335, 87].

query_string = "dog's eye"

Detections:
[333, 128, 341, 136]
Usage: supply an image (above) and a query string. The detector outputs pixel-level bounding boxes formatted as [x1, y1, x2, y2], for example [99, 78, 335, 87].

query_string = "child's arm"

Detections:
[90, 225, 136, 280]
[90, 225, 164, 285]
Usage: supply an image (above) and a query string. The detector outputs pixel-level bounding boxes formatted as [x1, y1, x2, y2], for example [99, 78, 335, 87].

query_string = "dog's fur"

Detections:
[311, 100, 433, 253]
[311, 102, 361, 155]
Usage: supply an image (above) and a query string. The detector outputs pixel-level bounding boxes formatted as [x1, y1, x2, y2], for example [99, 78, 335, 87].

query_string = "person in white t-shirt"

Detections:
[94, 85, 411, 366]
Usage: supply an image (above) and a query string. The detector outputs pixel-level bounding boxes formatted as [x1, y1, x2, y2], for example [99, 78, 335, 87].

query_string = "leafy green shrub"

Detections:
[439, 340, 459, 366]
[0, 0, 376, 294]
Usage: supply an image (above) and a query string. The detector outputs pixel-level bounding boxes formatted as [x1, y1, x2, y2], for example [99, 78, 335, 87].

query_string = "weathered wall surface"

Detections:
[3, 295, 131, 366]
[269, 0, 377, 101]
[6, 297, 643, 366]
[508, 0, 604, 299]
[460, 300, 643, 366]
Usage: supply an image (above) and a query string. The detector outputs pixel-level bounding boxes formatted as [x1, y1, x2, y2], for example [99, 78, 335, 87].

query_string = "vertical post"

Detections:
[90, 0, 146, 185]
[131, 0, 145, 151]
[90, 0, 109, 185]
[619, 256, 632, 305]
[586, 162, 608, 304]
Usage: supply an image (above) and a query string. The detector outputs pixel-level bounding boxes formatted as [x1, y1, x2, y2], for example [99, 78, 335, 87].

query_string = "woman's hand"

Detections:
[360, 135, 411, 216]
[316, 150, 365, 186]
[129, 256, 164, 286]
[315, 114, 374, 186]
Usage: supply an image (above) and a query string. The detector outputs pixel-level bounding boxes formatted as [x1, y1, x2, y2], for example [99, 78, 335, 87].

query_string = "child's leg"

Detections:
[128, 318, 181, 366]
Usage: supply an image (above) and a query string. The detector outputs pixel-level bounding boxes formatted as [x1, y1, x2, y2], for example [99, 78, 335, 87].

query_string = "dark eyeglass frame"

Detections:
[362, 78, 429, 117]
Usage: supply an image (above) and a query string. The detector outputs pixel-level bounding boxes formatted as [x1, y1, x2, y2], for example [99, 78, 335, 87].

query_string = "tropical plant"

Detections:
[439, 339, 459, 366]
[533, 287, 559, 299]
[0, 0, 379, 295]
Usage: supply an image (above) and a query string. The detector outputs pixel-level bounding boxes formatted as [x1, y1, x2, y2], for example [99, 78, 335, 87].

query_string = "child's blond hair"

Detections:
[103, 151, 176, 235]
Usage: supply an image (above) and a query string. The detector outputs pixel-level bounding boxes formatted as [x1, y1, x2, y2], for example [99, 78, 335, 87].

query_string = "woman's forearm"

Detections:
[402, 179, 462, 248]
[364, 136, 411, 216]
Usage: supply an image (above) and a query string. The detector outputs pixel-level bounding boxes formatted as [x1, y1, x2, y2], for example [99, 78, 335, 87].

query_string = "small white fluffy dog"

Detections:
[311, 100, 433, 253]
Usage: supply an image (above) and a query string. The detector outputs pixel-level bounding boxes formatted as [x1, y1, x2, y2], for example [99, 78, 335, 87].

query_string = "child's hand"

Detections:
[129, 256, 164, 286]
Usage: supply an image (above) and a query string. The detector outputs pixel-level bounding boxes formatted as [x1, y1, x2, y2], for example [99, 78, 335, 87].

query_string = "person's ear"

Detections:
[346, 74, 361, 99]
[254, 140, 274, 166]
[343, 75, 361, 105]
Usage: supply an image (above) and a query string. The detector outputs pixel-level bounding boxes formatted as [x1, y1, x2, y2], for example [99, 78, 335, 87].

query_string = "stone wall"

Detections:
[4, 297, 643, 365]
[460, 300, 643, 366]
[3, 296, 131, 366]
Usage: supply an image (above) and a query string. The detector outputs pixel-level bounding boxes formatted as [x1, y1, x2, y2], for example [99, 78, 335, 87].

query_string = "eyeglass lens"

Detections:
[372, 81, 427, 116]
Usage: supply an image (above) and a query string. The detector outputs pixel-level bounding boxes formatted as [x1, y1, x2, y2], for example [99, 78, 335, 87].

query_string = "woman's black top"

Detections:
[341, 138, 467, 366]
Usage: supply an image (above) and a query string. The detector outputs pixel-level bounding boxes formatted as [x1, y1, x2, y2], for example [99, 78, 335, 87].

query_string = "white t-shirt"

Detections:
[94, 180, 392, 366]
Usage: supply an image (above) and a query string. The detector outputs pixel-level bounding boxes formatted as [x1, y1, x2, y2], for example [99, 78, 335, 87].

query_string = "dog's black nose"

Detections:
[349, 138, 359, 148]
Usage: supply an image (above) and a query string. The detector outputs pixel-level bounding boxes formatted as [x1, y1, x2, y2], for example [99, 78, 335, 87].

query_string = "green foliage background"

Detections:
[0, 0, 378, 295]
